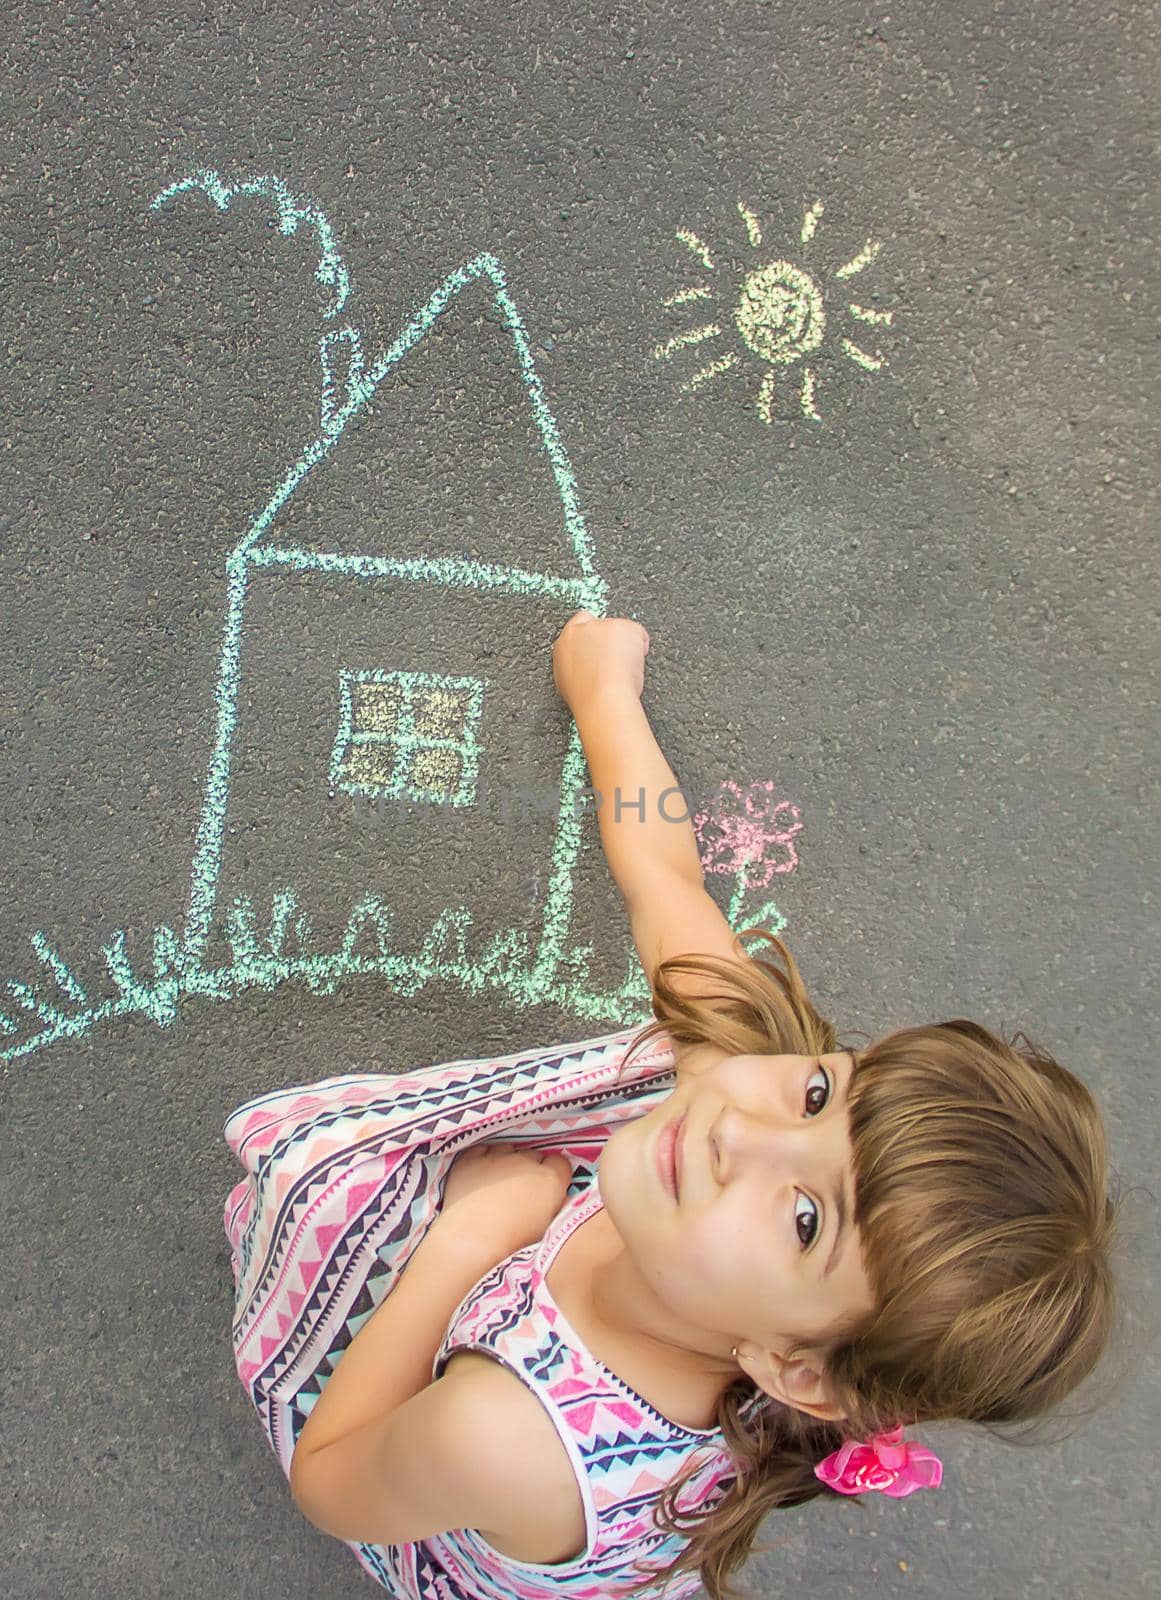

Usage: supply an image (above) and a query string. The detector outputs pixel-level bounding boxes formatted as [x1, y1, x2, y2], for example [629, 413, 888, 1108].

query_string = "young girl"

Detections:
[222, 610, 1121, 1600]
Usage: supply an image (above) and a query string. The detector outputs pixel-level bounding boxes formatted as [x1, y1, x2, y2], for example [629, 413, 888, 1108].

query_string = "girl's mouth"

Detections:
[656, 1115, 684, 1201]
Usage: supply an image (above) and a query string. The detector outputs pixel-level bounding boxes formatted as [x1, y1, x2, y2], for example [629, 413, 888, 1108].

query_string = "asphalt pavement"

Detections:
[1, 3, 1158, 1597]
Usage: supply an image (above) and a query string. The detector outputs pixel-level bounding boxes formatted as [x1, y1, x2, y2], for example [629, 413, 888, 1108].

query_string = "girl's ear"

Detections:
[744, 1345, 847, 1424]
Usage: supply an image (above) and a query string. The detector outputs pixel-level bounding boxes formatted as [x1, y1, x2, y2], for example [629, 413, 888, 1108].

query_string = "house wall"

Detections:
[209, 565, 589, 984]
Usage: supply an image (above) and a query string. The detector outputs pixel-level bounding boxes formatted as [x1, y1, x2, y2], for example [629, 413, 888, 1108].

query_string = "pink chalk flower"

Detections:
[692, 779, 803, 888]
[813, 1425, 943, 1498]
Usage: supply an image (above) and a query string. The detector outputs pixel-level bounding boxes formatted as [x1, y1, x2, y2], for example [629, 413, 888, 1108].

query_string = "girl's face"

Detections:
[596, 1050, 876, 1362]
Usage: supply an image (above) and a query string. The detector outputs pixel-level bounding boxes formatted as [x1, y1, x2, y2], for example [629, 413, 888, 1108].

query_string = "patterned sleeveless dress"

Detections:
[223, 1023, 766, 1599]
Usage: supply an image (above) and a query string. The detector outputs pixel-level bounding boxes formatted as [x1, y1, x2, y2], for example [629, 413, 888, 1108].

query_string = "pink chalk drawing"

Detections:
[692, 780, 803, 892]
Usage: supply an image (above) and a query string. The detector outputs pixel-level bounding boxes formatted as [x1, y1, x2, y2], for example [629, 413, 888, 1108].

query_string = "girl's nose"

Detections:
[711, 1103, 805, 1184]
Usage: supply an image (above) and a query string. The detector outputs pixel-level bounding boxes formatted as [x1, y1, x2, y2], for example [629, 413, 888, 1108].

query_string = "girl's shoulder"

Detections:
[439, 1349, 589, 1565]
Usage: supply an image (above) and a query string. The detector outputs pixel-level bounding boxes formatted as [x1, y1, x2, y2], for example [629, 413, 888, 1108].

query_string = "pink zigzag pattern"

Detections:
[223, 1025, 756, 1598]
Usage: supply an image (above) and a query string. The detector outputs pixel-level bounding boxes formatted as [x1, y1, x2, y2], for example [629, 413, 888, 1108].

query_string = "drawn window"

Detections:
[330, 670, 485, 806]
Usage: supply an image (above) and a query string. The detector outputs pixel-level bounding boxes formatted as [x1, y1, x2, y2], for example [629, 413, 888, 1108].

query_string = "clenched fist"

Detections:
[552, 609, 651, 716]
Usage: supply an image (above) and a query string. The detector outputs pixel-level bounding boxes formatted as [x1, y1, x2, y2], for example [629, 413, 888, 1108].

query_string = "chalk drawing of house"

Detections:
[0, 171, 785, 1064]
[206, 275, 626, 1015]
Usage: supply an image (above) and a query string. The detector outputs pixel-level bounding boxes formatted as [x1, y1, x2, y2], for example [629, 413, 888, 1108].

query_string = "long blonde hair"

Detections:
[612, 928, 1123, 1600]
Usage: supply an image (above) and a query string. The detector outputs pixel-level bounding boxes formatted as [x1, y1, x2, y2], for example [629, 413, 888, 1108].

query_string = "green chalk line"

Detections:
[1, 167, 791, 1067]
[149, 170, 352, 319]
[0, 883, 788, 1064]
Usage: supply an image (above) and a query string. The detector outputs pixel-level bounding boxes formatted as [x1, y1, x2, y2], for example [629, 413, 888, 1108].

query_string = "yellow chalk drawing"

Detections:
[653, 323, 723, 361]
[800, 200, 824, 245]
[675, 228, 714, 271]
[738, 202, 763, 249]
[1, 168, 790, 1067]
[654, 197, 897, 423]
[330, 670, 485, 806]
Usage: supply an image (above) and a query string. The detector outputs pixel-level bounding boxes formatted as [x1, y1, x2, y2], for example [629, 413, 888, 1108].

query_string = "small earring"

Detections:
[731, 1346, 739, 1360]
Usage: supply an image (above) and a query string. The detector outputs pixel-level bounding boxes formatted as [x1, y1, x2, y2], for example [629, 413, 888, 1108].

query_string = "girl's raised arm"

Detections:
[552, 612, 755, 1042]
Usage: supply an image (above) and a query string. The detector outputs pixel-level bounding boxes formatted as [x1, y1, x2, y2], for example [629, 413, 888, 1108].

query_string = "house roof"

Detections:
[235, 252, 607, 611]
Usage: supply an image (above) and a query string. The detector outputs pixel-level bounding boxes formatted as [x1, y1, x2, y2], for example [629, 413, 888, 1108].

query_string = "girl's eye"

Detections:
[804, 1064, 831, 1117]
[795, 1191, 820, 1249]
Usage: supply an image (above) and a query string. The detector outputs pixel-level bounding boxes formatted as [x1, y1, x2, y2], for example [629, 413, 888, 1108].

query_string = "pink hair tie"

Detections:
[813, 1425, 943, 1498]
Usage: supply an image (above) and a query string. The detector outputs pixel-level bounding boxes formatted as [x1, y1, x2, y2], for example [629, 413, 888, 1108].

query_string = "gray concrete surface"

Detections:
[1, 2, 1158, 1596]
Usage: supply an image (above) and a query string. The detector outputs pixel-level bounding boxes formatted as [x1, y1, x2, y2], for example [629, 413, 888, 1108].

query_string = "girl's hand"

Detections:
[433, 1142, 574, 1265]
[552, 609, 651, 717]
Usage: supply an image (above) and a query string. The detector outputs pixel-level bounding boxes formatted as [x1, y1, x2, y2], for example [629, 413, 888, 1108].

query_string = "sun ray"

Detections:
[683, 352, 740, 391]
[800, 200, 825, 244]
[738, 201, 763, 248]
[835, 239, 882, 279]
[848, 304, 894, 326]
[661, 286, 715, 307]
[800, 367, 821, 421]
[757, 370, 776, 424]
[840, 339, 886, 371]
[652, 324, 724, 361]
[676, 228, 715, 270]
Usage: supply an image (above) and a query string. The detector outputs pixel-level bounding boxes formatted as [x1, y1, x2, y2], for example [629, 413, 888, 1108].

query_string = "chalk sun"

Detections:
[652, 199, 896, 423]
